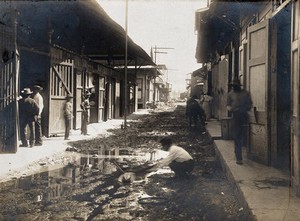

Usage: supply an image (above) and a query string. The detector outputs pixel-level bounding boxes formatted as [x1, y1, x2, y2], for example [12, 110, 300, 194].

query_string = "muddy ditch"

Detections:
[0, 105, 253, 220]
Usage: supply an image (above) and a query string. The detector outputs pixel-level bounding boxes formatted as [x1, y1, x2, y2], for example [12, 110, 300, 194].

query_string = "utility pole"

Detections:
[151, 46, 174, 104]
[124, 0, 128, 129]
[152, 46, 174, 63]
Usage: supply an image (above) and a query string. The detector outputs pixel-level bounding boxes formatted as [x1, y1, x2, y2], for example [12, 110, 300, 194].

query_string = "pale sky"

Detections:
[98, 0, 207, 92]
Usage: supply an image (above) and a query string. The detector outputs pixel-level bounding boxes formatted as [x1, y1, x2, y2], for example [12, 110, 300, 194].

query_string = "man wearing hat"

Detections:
[80, 91, 91, 135]
[64, 94, 73, 140]
[186, 95, 206, 129]
[227, 78, 253, 165]
[19, 88, 40, 147]
[31, 85, 44, 146]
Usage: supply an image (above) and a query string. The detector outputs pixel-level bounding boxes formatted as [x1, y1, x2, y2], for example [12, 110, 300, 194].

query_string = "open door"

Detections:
[247, 19, 271, 165]
[0, 22, 19, 153]
[273, 7, 291, 170]
[291, 0, 300, 196]
[49, 59, 74, 136]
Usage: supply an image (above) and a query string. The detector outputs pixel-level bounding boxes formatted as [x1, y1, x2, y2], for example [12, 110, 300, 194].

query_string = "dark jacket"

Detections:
[19, 97, 39, 121]
[186, 98, 206, 119]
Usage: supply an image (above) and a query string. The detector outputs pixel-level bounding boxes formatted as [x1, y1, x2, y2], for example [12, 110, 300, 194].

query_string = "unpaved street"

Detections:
[0, 103, 252, 221]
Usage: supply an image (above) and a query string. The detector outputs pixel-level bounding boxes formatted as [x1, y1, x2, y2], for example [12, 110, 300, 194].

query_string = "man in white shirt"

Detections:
[31, 85, 44, 146]
[155, 137, 194, 179]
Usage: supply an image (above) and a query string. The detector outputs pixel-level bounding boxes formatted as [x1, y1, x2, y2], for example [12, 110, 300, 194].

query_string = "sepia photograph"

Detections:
[0, 0, 299, 220]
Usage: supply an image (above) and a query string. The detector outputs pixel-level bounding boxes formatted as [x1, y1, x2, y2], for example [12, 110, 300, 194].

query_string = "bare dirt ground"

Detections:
[68, 104, 253, 221]
[0, 103, 253, 221]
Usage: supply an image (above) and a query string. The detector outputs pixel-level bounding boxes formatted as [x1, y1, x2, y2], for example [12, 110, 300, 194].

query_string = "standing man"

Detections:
[200, 92, 213, 120]
[81, 91, 91, 135]
[19, 88, 39, 147]
[227, 79, 253, 165]
[64, 94, 73, 140]
[31, 85, 44, 146]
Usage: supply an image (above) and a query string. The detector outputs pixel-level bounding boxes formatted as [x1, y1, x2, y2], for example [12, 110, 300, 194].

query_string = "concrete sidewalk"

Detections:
[206, 119, 300, 221]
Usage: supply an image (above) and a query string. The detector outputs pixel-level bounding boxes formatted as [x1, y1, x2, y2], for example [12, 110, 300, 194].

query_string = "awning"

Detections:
[126, 66, 160, 79]
[0, 0, 155, 66]
[192, 65, 208, 80]
[154, 76, 164, 85]
[195, 1, 245, 63]
[195, 1, 267, 63]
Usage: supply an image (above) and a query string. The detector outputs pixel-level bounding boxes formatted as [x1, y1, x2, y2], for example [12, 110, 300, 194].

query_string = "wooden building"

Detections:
[195, 0, 300, 196]
[136, 67, 159, 109]
[0, 0, 154, 152]
[0, 11, 19, 153]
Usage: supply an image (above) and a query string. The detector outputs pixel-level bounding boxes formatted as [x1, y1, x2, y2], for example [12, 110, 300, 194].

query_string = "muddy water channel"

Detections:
[0, 148, 166, 221]
[0, 105, 253, 221]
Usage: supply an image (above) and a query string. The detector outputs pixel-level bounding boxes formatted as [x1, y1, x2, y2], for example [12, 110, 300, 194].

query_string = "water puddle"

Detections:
[254, 177, 291, 189]
[0, 146, 169, 220]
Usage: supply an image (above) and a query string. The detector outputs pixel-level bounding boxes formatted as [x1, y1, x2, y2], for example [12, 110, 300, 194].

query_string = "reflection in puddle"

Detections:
[0, 146, 168, 220]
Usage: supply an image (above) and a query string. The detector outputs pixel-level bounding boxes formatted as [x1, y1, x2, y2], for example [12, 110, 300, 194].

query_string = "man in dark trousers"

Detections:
[186, 95, 206, 129]
[19, 88, 39, 147]
[81, 91, 91, 135]
[227, 79, 253, 165]
[64, 94, 73, 140]
[153, 137, 194, 179]
[31, 85, 44, 146]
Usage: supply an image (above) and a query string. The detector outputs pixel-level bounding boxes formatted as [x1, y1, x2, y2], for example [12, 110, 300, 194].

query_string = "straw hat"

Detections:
[32, 85, 43, 91]
[22, 88, 33, 95]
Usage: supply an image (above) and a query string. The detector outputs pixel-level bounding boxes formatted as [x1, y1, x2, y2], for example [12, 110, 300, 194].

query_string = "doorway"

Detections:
[274, 7, 291, 170]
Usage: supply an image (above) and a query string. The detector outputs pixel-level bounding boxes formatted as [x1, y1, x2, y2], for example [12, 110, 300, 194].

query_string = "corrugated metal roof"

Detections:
[0, 0, 154, 66]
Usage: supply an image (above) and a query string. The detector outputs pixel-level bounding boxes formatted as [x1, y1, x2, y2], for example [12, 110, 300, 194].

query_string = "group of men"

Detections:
[63, 90, 91, 140]
[183, 78, 252, 166]
[120, 79, 251, 181]
[158, 78, 252, 181]
[18, 78, 251, 180]
[19, 85, 44, 147]
[19, 87, 92, 146]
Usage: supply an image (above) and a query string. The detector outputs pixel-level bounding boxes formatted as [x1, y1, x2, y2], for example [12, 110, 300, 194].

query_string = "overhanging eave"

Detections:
[195, 1, 241, 63]
[0, 0, 154, 66]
